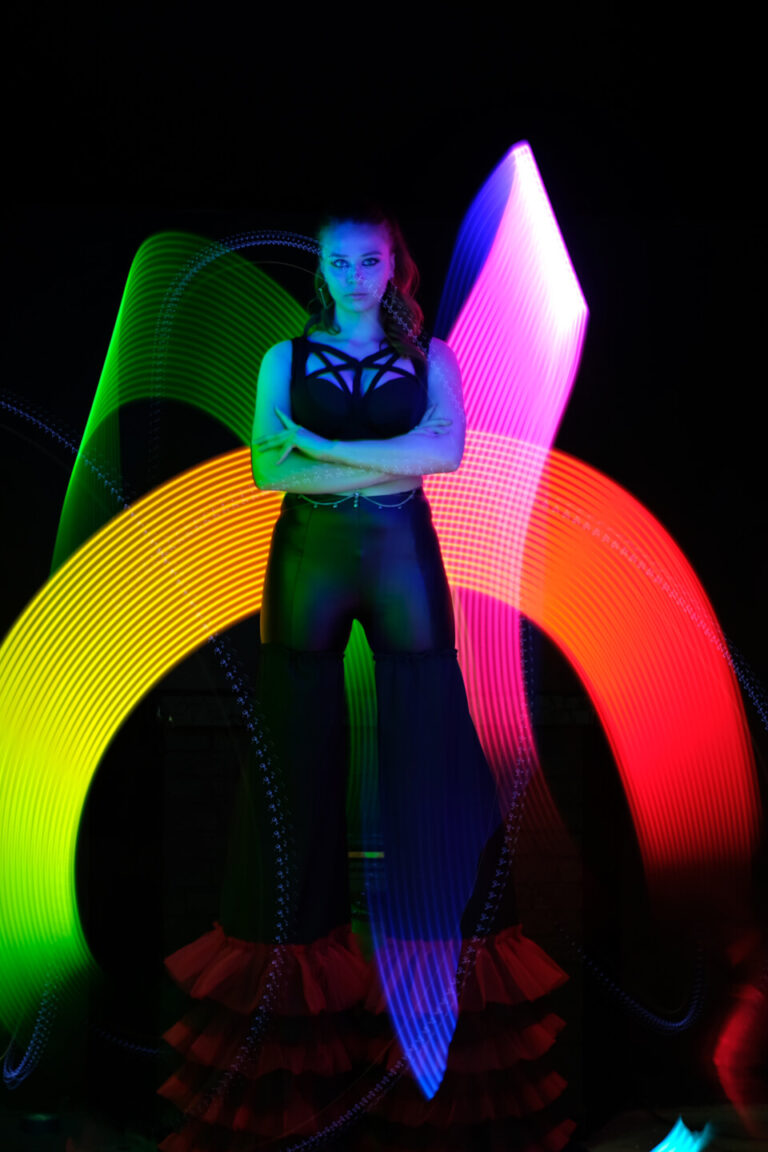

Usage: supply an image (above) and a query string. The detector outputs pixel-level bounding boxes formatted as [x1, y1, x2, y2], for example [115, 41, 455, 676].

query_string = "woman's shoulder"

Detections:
[261, 338, 299, 366]
[266, 337, 298, 355]
[257, 340, 297, 390]
[425, 337, 460, 374]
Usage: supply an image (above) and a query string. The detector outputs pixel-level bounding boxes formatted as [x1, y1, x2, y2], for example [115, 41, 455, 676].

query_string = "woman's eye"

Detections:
[329, 259, 348, 269]
[363, 258, 379, 266]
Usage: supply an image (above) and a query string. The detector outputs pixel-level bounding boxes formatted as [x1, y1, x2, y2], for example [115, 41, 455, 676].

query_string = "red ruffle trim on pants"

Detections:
[158, 923, 374, 1149]
[162, 921, 370, 1015]
[164, 999, 367, 1077]
[358, 927, 575, 1151]
[364, 926, 569, 1016]
[158, 922, 574, 1151]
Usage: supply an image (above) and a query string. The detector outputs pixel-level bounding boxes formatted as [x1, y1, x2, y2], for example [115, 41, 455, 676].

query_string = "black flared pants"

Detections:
[219, 488, 504, 946]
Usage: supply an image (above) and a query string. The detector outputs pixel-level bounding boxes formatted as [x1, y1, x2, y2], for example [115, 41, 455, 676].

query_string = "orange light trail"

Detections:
[1, 437, 758, 1031]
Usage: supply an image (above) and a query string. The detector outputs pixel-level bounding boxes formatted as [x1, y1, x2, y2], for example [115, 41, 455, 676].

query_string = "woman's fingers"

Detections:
[256, 439, 291, 458]
[274, 406, 297, 429]
[276, 444, 294, 464]
[255, 434, 283, 449]
[255, 410, 301, 449]
[254, 431, 294, 462]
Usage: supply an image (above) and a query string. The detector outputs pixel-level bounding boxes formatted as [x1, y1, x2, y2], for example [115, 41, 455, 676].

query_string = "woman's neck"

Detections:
[330, 307, 387, 348]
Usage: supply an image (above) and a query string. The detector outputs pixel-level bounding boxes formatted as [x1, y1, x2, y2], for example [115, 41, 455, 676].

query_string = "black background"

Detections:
[2, 6, 767, 1136]
[4, 12, 766, 662]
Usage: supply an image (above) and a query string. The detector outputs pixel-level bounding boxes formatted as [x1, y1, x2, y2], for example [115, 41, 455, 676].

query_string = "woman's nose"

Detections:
[348, 264, 363, 283]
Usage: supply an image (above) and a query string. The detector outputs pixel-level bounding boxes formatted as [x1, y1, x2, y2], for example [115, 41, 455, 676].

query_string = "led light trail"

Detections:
[35, 143, 592, 1095]
[369, 142, 589, 1093]
[0, 435, 758, 1034]
[649, 1116, 714, 1152]
[0, 143, 760, 1107]
[441, 143, 588, 797]
[51, 234, 306, 572]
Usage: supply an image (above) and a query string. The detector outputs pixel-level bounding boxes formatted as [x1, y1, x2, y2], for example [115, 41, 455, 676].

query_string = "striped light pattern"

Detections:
[438, 141, 588, 801]
[1, 438, 757, 1044]
[52, 232, 306, 570]
[433, 432, 759, 882]
[0, 144, 758, 1100]
[370, 142, 589, 1094]
[649, 1117, 715, 1152]
[0, 451, 281, 1028]
[45, 228, 383, 846]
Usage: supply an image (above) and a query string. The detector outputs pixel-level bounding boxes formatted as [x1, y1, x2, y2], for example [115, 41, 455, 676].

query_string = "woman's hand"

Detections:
[253, 407, 330, 465]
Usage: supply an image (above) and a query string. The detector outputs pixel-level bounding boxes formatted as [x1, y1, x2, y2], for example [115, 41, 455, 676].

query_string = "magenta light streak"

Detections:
[378, 142, 588, 1095]
[427, 141, 588, 803]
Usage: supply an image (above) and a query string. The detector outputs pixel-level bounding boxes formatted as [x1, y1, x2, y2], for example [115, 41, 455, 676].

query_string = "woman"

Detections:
[158, 210, 575, 1151]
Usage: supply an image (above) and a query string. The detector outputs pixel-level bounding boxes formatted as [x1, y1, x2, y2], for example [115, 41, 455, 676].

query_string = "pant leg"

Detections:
[158, 499, 374, 1152]
[356, 491, 501, 931]
[219, 643, 350, 944]
[349, 493, 573, 1150]
[220, 494, 360, 945]
[345, 492, 501, 1097]
[373, 648, 502, 910]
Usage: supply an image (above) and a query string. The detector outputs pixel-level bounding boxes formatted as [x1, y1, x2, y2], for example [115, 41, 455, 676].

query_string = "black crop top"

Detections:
[290, 336, 429, 441]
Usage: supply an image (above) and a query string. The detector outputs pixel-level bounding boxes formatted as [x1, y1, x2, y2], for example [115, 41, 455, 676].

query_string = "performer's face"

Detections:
[319, 221, 395, 315]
